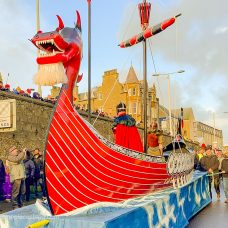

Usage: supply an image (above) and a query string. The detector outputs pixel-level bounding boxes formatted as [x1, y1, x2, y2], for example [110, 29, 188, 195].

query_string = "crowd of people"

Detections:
[1, 101, 228, 210]
[0, 147, 46, 209]
[0, 80, 56, 104]
[75, 104, 112, 119]
[194, 144, 228, 203]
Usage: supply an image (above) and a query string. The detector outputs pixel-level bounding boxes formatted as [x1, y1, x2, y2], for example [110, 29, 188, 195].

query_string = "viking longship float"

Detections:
[31, 2, 194, 216]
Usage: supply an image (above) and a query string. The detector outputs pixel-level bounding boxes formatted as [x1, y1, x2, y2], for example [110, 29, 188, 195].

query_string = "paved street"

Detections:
[0, 193, 39, 214]
[188, 186, 228, 227]
[1, 187, 228, 227]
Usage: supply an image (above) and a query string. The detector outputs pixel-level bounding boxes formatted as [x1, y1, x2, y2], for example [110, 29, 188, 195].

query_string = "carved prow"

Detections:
[56, 15, 64, 31]
[76, 11, 82, 32]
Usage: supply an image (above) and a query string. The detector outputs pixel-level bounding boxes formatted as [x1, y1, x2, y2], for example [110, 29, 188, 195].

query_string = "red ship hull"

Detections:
[44, 90, 171, 215]
[30, 10, 189, 217]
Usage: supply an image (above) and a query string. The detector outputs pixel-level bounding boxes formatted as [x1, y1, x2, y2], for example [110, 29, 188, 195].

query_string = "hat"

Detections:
[26, 89, 31, 94]
[205, 145, 212, 150]
[116, 102, 126, 113]
[5, 84, 10, 89]
[19, 90, 25, 95]
[201, 143, 206, 149]
[16, 86, 21, 92]
[9, 146, 16, 154]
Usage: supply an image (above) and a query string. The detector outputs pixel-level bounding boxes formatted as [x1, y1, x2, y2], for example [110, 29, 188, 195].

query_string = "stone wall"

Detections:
[0, 91, 198, 161]
[0, 91, 53, 160]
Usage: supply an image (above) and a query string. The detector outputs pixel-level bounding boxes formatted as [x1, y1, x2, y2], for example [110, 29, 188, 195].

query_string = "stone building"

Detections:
[0, 89, 201, 162]
[193, 121, 223, 149]
[58, 66, 158, 125]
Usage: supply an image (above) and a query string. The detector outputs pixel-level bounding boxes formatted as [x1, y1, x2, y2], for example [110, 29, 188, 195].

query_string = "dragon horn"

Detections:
[56, 15, 64, 30]
[76, 11, 82, 32]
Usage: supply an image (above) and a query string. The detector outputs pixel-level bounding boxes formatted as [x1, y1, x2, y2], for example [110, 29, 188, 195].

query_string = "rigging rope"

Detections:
[92, 47, 140, 126]
[120, 4, 138, 42]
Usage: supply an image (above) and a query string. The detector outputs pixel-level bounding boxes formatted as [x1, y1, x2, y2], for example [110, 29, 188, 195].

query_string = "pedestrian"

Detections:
[3, 170, 12, 202]
[7, 146, 26, 209]
[0, 159, 5, 200]
[112, 102, 143, 152]
[23, 150, 35, 201]
[32, 149, 46, 199]
[221, 151, 228, 203]
[200, 145, 220, 199]
[194, 148, 205, 170]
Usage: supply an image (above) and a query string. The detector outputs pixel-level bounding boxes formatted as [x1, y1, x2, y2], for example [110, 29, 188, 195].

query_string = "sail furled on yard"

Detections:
[119, 14, 181, 48]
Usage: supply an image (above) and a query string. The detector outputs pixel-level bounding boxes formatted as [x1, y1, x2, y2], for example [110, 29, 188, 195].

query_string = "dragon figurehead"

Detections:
[31, 11, 82, 99]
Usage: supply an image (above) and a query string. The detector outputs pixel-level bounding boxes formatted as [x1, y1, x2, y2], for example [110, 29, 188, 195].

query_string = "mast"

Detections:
[138, 0, 151, 153]
[87, 0, 92, 122]
[119, 1, 180, 153]
[36, 0, 42, 97]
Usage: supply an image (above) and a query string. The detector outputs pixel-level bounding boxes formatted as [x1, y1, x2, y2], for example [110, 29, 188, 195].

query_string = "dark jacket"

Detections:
[33, 155, 43, 179]
[221, 158, 228, 178]
[23, 159, 35, 178]
[200, 155, 219, 172]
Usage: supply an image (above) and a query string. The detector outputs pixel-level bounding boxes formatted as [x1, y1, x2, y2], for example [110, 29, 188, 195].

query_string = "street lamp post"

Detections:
[87, 0, 92, 123]
[152, 70, 185, 136]
[213, 111, 216, 145]
[36, 0, 42, 97]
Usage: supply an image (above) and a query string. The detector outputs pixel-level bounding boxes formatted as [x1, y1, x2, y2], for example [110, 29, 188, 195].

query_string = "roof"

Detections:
[78, 87, 98, 101]
[159, 106, 195, 120]
[125, 66, 139, 84]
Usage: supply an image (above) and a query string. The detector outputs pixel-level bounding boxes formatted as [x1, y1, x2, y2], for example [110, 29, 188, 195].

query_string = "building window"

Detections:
[128, 103, 132, 114]
[98, 93, 103, 100]
[132, 88, 136, 96]
[128, 89, 131, 96]
[132, 103, 137, 114]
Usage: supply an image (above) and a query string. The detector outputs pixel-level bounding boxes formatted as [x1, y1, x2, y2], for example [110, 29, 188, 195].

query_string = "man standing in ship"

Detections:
[112, 102, 143, 152]
[147, 122, 164, 156]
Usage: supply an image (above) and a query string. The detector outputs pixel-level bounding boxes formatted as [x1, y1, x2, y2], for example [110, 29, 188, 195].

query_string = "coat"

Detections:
[23, 159, 35, 178]
[221, 158, 228, 178]
[7, 151, 25, 182]
[113, 113, 143, 152]
[200, 155, 219, 172]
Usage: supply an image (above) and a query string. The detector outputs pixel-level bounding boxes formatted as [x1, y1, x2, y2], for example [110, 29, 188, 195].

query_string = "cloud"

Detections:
[0, 1, 37, 90]
[215, 26, 228, 34]
[118, 0, 228, 144]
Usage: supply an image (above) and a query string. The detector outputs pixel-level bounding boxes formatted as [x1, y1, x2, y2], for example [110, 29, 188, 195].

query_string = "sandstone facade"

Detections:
[0, 91, 198, 162]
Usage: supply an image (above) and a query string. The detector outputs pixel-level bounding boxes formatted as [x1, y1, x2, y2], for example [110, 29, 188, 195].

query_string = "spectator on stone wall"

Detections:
[33, 92, 41, 100]
[7, 146, 26, 209]
[4, 84, 10, 92]
[23, 151, 35, 202]
[23, 89, 32, 98]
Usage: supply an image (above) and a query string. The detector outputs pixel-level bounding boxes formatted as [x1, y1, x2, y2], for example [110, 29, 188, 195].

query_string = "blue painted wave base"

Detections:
[0, 171, 211, 228]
